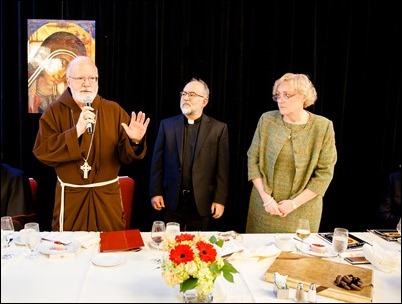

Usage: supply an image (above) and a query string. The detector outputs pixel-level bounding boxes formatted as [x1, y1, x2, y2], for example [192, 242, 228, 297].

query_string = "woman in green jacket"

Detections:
[246, 73, 337, 233]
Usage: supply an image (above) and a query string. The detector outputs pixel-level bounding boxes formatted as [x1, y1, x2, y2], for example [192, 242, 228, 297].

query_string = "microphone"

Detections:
[83, 97, 94, 134]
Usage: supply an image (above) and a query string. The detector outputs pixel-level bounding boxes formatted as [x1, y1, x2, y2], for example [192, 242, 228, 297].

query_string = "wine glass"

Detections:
[396, 218, 401, 240]
[1, 216, 15, 259]
[151, 220, 166, 250]
[295, 219, 310, 250]
[332, 227, 349, 260]
[25, 228, 41, 259]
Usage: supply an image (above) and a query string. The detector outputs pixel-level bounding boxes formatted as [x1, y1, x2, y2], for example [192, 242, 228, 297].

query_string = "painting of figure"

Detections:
[28, 19, 95, 113]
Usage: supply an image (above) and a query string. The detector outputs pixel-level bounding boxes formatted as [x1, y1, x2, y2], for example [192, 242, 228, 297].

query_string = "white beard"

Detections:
[181, 105, 192, 115]
[72, 91, 97, 104]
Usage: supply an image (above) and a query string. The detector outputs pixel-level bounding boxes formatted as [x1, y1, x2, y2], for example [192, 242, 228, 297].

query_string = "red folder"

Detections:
[100, 229, 145, 252]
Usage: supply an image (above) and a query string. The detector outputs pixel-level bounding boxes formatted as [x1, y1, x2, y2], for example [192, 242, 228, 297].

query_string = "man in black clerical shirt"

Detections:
[149, 78, 230, 231]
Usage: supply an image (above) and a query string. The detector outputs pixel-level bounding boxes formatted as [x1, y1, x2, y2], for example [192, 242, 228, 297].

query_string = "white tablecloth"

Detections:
[1, 231, 400, 303]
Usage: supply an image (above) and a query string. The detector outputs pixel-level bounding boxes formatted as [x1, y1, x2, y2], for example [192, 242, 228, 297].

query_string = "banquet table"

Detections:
[1, 231, 400, 303]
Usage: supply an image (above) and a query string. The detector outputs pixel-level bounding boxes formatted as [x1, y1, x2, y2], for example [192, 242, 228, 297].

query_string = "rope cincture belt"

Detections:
[57, 176, 119, 232]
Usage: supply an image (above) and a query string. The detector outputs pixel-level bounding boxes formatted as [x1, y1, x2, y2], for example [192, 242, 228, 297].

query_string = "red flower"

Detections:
[196, 241, 217, 263]
[175, 233, 195, 243]
[169, 244, 194, 264]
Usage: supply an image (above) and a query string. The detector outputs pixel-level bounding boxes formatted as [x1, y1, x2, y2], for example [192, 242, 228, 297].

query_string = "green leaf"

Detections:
[222, 260, 238, 274]
[208, 235, 224, 248]
[222, 271, 234, 283]
[180, 277, 198, 292]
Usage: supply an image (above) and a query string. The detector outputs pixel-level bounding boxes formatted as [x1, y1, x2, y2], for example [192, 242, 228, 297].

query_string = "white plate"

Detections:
[299, 243, 337, 258]
[38, 240, 80, 255]
[13, 235, 26, 246]
[92, 253, 124, 267]
[149, 241, 162, 249]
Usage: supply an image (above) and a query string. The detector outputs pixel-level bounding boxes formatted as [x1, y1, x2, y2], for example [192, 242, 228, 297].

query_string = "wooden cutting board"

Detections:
[265, 252, 373, 302]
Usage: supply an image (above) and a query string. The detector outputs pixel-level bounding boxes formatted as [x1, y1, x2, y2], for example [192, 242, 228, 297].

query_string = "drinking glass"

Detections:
[24, 222, 40, 232]
[397, 218, 401, 240]
[165, 222, 180, 242]
[332, 227, 349, 260]
[151, 220, 166, 250]
[295, 219, 310, 250]
[1, 216, 15, 259]
[25, 228, 41, 259]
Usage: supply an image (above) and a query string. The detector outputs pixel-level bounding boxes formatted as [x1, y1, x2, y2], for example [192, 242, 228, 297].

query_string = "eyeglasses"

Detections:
[179, 91, 205, 99]
[272, 93, 297, 102]
[68, 76, 99, 84]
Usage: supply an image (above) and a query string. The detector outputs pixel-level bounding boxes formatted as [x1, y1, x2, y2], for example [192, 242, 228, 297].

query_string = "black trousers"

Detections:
[164, 190, 210, 231]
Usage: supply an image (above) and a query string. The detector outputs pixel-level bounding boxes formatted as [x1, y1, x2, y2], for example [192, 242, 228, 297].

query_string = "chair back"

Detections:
[29, 178, 38, 205]
[118, 176, 135, 229]
[11, 177, 38, 230]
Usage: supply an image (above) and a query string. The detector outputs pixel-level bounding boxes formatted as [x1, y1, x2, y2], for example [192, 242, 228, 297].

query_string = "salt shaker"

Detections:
[295, 282, 305, 302]
[308, 282, 317, 303]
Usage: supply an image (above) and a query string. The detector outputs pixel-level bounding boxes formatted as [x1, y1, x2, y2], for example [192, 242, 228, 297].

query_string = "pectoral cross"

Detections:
[80, 161, 92, 179]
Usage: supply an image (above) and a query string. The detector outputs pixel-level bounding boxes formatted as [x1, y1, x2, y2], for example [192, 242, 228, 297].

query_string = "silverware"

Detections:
[41, 238, 71, 245]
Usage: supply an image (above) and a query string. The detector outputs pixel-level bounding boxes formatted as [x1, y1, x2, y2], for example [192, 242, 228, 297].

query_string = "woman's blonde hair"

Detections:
[273, 73, 317, 108]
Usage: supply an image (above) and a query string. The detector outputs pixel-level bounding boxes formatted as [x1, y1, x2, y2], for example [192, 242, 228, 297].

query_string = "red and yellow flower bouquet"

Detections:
[161, 232, 238, 299]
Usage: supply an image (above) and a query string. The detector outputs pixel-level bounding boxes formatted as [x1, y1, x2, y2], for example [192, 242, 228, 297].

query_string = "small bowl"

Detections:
[310, 243, 326, 253]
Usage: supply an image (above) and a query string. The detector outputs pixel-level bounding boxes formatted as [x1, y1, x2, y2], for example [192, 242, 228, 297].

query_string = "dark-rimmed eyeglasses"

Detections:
[272, 93, 297, 102]
[68, 76, 99, 84]
[179, 91, 205, 99]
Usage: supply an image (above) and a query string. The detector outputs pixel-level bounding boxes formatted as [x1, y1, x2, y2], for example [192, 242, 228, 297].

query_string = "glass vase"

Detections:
[181, 288, 213, 303]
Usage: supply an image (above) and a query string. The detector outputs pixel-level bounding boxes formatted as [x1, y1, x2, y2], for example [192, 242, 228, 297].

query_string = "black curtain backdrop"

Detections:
[1, 0, 400, 233]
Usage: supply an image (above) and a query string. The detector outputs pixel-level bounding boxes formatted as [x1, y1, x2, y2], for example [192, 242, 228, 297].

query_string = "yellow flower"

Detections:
[161, 232, 238, 298]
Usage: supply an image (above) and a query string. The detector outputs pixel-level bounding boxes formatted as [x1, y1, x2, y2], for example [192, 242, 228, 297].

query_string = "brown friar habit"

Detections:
[33, 89, 146, 231]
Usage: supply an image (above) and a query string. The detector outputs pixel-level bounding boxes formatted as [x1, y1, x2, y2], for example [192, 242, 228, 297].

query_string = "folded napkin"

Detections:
[228, 244, 280, 261]
[363, 241, 401, 272]
[76, 232, 101, 249]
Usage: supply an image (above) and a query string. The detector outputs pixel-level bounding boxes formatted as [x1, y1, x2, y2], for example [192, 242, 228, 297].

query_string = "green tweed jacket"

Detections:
[246, 110, 337, 233]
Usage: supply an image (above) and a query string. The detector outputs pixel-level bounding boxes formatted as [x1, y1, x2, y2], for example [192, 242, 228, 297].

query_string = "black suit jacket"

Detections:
[149, 114, 229, 216]
[377, 169, 401, 228]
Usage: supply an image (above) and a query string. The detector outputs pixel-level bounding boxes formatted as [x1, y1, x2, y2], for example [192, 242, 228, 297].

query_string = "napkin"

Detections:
[228, 244, 280, 261]
[362, 241, 401, 272]
[76, 232, 101, 249]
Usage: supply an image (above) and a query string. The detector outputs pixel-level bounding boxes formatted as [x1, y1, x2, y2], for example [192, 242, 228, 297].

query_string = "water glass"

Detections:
[165, 222, 180, 242]
[332, 227, 349, 260]
[24, 222, 40, 232]
[25, 228, 41, 259]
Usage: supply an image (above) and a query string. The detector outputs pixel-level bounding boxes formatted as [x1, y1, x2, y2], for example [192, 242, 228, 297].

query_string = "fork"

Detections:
[41, 238, 71, 245]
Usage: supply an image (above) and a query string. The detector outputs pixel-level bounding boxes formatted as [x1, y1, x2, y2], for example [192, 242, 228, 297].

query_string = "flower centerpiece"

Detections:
[161, 232, 238, 301]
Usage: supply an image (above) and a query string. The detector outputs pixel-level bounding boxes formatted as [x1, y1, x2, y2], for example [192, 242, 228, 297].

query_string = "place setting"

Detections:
[294, 219, 338, 258]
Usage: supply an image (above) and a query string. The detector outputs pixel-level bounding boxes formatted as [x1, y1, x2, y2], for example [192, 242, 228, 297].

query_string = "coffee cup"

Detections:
[275, 234, 293, 251]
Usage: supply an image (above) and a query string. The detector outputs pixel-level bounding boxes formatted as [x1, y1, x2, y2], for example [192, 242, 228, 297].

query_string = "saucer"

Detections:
[299, 243, 337, 258]
[92, 253, 124, 267]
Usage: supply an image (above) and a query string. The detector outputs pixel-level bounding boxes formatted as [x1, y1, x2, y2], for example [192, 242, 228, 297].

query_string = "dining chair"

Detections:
[11, 177, 38, 230]
[118, 176, 135, 229]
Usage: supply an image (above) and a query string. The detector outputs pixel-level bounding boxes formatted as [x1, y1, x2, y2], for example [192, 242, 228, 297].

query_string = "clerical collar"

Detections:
[185, 116, 202, 125]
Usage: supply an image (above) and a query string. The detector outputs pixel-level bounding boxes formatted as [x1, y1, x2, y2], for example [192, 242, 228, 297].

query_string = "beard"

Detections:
[71, 90, 97, 104]
[181, 104, 192, 115]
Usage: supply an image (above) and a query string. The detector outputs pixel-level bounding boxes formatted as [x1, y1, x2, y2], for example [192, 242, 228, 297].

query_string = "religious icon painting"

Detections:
[27, 19, 96, 113]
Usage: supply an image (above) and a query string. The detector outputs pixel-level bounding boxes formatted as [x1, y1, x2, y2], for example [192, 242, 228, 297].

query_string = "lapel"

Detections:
[193, 114, 209, 161]
[174, 115, 185, 164]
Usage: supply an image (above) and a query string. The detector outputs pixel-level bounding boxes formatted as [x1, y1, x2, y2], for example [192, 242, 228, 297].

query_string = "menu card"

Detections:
[318, 232, 367, 249]
[100, 229, 144, 252]
[367, 229, 399, 242]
